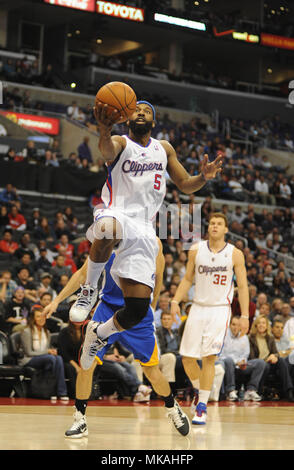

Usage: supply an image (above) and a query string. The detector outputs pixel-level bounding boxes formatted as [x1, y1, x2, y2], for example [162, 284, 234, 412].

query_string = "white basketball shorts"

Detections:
[179, 303, 231, 359]
[86, 207, 158, 291]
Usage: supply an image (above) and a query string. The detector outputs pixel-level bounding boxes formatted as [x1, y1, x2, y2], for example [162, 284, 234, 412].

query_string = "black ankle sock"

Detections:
[162, 393, 175, 408]
[75, 399, 88, 415]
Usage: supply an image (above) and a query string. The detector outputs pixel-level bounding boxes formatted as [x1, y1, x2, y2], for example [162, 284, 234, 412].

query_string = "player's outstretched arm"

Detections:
[94, 103, 126, 162]
[151, 238, 165, 311]
[43, 260, 88, 318]
[170, 245, 197, 318]
[233, 248, 249, 336]
[162, 140, 222, 194]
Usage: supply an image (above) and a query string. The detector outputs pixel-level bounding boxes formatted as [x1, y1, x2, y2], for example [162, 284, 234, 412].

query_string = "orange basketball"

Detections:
[95, 81, 137, 123]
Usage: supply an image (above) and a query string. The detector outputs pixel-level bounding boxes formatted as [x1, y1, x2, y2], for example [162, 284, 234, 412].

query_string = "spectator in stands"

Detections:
[37, 273, 57, 299]
[156, 311, 188, 393]
[2, 58, 16, 80]
[36, 249, 54, 276]
[101, 343, 152, 402]
[4, 286, 30, 334]
[27, 208, 41, 231]
[14, 267, 37, 303]
[22, 140, 39, 164]
[54, 234, 74, 259]
[272, 320, 293, 358]
[254, 175, 272, 205]
[67, 101, 81, 120]
[219, 316, 265, 401]
[289, 297, 294, 316]
[89, 188, 103, 210]
[54, 247, 77, 274]
[7, 205, 26, 231]
[33, 216, 56, 242]
[14, 233, 37, 260]
[40, 63, 56, 88]
[280, 178, 292, 206]
[19, 306, 69, 400]
[0, 229, 19, 254]
[57, 321, 83, 398]
[283, 316, 294, 345]
[13, 252, 35, 278]
[0, 184, 22, 207]
[64, 152, 79, 167]
[0, 270, 17, 303]
[44, 150, 59, 167]
[50, 255, 72, 285]
[0, 205, 10, 229]
[77, 137, 93, 164]
[249, 315, 294, 401]
[54, 218, 72, 240]
[269, 298, 283, 322]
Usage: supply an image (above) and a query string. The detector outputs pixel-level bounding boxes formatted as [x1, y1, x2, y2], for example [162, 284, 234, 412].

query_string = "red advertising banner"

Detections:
[44, 0, 95, 12]
[96, 1, 144, 22]
[0, 111, 60, 135]
[261, 33, 294, 50]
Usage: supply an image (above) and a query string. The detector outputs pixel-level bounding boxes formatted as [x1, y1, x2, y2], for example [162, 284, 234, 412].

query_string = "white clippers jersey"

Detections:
[101, 135, 167, 221]
[193, 240, 235, 306]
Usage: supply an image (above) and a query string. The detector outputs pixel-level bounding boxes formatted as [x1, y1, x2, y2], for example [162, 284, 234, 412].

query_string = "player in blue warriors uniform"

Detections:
[44, 239, 191, 438]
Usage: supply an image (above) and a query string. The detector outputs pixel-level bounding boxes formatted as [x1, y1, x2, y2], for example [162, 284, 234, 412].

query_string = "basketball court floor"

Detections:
[0, 398, 294, 451]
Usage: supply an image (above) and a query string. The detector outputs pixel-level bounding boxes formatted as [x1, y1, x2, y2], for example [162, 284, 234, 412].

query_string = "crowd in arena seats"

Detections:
[0, 56, 59, 89]
[1, 102, 294, 399]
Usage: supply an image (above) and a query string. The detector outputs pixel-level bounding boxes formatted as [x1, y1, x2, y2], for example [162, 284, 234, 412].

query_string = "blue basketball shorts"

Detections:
[92, 300, 160, 367]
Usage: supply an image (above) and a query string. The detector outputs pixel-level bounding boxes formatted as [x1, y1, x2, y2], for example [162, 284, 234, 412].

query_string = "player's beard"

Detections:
[129, 119, 153, 136]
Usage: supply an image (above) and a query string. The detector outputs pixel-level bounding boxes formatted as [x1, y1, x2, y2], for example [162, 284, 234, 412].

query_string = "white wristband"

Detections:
[171, 300, 179, 304]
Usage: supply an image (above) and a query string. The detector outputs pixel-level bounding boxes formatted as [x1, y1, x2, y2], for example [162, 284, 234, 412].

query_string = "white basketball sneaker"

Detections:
[65, 409, 88, 439]
[69, 284, 98, 323]
[79, 321, 107, 370]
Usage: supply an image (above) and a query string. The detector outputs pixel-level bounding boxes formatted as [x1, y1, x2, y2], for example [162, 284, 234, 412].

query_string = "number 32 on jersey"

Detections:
[213, 274, 227, 285]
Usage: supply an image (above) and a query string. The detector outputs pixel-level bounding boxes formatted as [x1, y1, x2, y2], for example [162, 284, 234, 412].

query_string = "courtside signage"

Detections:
[96, 1, 144, 22]
[0, 111, 60, 135]
[44, 0, 95, 11]
[154, 13, 206, 31]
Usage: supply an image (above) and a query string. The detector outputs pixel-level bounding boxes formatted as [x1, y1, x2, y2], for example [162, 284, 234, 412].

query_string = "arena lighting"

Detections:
[154, 13, 206, 31]
[44, 0, 95, 12]
[261, 33, 294, 50]
[232, 31, 259, 43]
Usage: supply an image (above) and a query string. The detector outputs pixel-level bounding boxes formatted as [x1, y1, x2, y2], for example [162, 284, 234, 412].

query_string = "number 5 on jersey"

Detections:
[154, 174, 161, 190]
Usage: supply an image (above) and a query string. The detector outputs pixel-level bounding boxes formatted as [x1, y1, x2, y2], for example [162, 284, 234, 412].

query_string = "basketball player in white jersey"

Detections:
[171, 212, 249, 425]
[70, 100, 223, 375]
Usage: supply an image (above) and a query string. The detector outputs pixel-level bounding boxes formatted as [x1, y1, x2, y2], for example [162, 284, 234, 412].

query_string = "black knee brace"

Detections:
[115, 297, 150, 330]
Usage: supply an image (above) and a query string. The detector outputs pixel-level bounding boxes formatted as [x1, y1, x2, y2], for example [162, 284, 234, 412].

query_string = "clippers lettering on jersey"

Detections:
[122, 159, 163, 176]
[198, 265, 228, 276]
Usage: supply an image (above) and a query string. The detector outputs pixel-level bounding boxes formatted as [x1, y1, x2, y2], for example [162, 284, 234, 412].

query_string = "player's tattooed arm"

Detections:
[163, 141, 222, 194]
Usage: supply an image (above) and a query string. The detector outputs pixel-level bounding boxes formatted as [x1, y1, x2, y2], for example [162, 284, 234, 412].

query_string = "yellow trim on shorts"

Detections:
[135, 340, 159, 367]
[95, 356, 103, 365]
